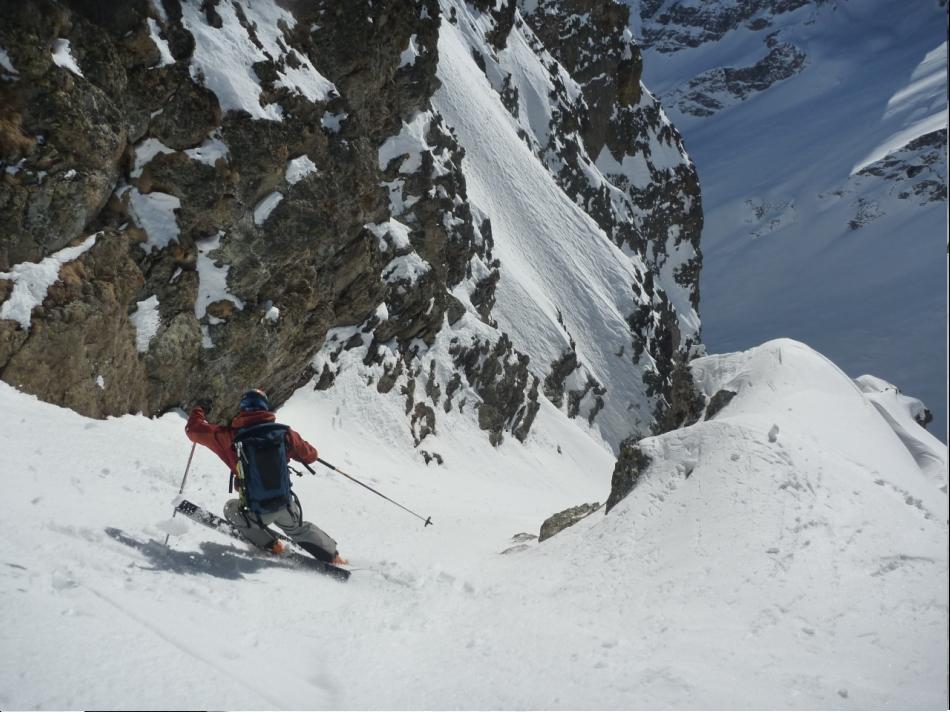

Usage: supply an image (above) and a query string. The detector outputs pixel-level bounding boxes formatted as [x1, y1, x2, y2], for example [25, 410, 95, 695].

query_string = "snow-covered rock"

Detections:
[50, 38, 83, 77]
[179, 0, 335, 121]
[130, 295, 161, 353]
[0, 234, 99, 329]
[610, 338, 948, 511]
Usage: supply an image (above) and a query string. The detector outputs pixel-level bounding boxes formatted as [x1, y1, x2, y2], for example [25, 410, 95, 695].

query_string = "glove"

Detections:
[194, 397, 214, 415]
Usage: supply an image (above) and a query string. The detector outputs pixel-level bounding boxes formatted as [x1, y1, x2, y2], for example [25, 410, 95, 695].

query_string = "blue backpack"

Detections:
[234, 422, 292, 514]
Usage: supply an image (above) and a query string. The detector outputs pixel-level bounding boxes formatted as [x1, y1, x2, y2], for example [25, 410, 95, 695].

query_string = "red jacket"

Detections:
[185, 407, 318, 474]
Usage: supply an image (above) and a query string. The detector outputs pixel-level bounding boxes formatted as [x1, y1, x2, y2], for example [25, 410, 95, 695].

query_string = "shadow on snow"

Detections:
[105, 527, 291, 580]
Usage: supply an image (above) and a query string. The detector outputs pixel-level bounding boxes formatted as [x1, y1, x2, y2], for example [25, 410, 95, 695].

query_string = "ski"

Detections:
[173, 499, 350, 582]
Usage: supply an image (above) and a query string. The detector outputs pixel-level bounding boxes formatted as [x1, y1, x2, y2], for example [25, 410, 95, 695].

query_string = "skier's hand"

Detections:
[194, 397, 214, 415]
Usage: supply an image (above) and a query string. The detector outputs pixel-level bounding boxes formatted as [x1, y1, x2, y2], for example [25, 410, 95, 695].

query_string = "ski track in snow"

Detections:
[1, 336, 946, 708]
[83, 585, 294, 708]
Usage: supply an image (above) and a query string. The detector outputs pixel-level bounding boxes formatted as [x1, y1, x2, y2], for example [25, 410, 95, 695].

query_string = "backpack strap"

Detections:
[234, 421, 290, 442]
[289, 490, 303, 525]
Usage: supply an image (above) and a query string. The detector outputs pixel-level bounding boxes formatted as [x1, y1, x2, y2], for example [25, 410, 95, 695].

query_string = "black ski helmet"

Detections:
[239, 388, 269, 412]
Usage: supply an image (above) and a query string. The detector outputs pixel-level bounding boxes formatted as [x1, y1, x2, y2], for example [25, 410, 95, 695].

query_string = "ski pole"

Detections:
[164, 442, 197, 547]
[305, 459, 433, 527]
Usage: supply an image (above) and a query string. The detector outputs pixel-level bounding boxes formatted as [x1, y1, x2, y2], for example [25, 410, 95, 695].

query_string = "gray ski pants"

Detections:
[223, 497, 337, 561]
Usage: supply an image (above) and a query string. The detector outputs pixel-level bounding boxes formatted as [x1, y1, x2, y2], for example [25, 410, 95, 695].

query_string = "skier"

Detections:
[184, 388, 347, 565]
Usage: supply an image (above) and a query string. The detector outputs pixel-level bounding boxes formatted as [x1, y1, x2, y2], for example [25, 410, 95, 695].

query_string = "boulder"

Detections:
[539, 502, 602, 542]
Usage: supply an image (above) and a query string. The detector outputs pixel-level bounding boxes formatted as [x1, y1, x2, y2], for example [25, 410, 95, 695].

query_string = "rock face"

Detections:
[1, 0, 435, 418]
[630, 0, 821, 112]
[704, 388, 737, 420]
[634, 0, 817, 53]
[605, 440, 652, 513]
[845, 130, 948, 229]
[539, 501, 601, 541]
[0, 229, 145, 417]
[665, 41, 806, 117]
[1, 0, 704, 452]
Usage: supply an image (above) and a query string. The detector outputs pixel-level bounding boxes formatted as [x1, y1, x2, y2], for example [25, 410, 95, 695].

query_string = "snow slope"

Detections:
[632, 0, 949, 439]
[428, 1, 699, 447]
[432, 14, 649, 445]
[2, 337, 945, 708]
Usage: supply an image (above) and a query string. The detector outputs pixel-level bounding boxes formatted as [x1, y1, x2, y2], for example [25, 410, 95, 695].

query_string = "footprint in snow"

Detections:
[51, 570, 78, 591]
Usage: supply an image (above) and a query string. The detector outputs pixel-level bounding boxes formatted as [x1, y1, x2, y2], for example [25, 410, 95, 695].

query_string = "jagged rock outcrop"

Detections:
[539, 501, 601, 541]
[0, 0, 441, 418]
[844, 130, 948, 230]
[633, 1, 819, 116]
[605, 439, 652, 513]
[650, 360, 705, 434]
[636, 0, 817, 53]
[704, 388, 737, 420]
[0, 229, 146, 416]
[0, 2, 129, 269]
[602, 359, 704, 517]
[665, 41, 806, 117]
[450, 333, 540, 445]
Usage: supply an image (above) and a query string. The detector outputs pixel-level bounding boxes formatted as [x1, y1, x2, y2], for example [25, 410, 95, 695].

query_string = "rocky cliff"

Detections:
[0, 0, 702, 450]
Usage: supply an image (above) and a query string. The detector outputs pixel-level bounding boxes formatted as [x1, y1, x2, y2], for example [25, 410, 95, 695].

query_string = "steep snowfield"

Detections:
[634, 0, 949, 438]
[427, 0, 699, 446]
[433, 15, 646, 445]
[2, 338, 946, 708]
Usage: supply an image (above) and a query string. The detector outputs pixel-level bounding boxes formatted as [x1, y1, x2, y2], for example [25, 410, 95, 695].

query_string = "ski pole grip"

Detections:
[302, 459, 334, 475]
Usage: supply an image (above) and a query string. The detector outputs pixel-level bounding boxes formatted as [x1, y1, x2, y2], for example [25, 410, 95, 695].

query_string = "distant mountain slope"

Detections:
[625, 0, 949, 438]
